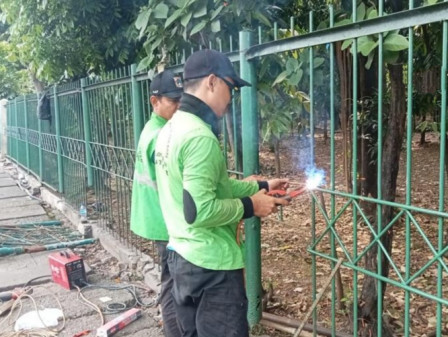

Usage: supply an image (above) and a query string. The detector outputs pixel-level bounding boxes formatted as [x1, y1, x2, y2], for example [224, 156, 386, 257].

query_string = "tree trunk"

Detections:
[274, 138, 281, 178]
[358, 64, 406, 337]
[335, 42, 353, 192]
[30, 71, 45, 93]
[225, 113, 236, 162]
[323, 114, 328, 144]
[358, 56, 378, 201]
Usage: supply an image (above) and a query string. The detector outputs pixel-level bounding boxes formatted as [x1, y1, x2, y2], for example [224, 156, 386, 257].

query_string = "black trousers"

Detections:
[156, 241, 182, 337]
[167, 250, 249, 337]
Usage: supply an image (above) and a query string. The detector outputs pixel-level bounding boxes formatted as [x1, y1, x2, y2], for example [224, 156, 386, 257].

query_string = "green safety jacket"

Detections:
[130, 113, 168, 241]
[155, 101, 260, 270]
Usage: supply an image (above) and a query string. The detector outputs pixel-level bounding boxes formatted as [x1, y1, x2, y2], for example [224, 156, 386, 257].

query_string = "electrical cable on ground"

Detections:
[22, 276, 52, 288]
[77, 281, 156, 315]
[74, 285, 105, 325]
[0, 286, 65, 337]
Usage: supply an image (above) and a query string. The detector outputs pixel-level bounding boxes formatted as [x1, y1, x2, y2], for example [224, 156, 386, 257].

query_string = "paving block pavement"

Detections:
[0, 281, 163, 337]
[0, 163, 163, 336]
[0, 162, 271, 337]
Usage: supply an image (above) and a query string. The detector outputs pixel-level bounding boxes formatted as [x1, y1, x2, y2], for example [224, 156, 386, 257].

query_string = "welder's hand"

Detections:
[243, 174, 266, 182]
[250, 189, 290, 217]
[267, 178, 289, 192]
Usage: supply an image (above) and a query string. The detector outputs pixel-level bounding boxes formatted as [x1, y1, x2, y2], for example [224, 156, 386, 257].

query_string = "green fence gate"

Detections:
[4, 1, 448, 335]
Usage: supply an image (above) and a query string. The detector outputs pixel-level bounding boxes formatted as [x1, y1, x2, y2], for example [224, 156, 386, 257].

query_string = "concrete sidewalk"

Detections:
[0, 161, 163, 337]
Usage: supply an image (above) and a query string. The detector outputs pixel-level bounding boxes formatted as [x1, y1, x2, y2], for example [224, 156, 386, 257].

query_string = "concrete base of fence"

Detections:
[9, 161, 162, 294]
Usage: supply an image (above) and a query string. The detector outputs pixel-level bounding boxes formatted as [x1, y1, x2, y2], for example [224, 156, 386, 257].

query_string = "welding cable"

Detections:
[74, 285, 105, 325]
[78, 282, 156, 314]
[22, 275, 52, 288]
[0, 286, 65, 336]
[80, 279, 157, 308]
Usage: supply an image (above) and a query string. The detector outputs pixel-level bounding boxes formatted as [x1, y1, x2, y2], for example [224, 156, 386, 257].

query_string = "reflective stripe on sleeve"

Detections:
[134, 172, 158, 190]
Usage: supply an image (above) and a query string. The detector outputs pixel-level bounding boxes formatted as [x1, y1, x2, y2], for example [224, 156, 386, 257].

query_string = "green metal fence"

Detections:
[4, 1, 448, 335]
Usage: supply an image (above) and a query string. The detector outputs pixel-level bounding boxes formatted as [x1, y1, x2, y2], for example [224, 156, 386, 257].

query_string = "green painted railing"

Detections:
[4, 2, 448, 334]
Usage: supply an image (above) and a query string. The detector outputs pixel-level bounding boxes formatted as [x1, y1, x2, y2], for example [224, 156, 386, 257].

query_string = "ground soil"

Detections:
[257, 132, 448, 337]
[78, 130, 448, 337]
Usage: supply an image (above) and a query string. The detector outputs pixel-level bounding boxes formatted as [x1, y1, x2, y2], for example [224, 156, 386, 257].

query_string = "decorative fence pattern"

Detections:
[3, 1, 448, 335]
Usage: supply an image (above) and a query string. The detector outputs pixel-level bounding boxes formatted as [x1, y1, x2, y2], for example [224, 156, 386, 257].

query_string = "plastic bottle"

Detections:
[79, 203, 88, 223]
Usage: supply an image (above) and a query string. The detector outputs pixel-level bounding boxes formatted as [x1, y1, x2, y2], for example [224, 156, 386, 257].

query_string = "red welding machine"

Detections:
[48, 250, 86, 290]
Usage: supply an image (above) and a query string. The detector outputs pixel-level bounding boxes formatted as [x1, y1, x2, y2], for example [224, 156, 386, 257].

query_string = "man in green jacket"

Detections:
[130, 70, 183, 337]
[155, 50, 289, 337]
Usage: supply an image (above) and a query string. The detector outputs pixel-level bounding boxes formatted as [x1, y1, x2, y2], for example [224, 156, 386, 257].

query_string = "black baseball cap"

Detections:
[150, 70, 183, 99]
[183, 49, 251, 88]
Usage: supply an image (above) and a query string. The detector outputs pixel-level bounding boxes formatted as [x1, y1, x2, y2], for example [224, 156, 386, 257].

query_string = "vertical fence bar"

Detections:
[351, 0, 359, 335]
[329, 6, 337, 336]
[232, 95, 238, 171]
[404, 1, 414, 335]
[54, 85, 64, 193]
[223, 117, 227, 166]
[308, 11, 317, 336]
[131, 64, 144, 149]
[23, 95, 30, 172]
[240, 30, 261, 327]
[14, 98, 18, 162]
[377, 0, 384, 336]
[437, 11, 447, 337]
[37, 93, 43, 181]
[81, 78, 93, 187]
[290, 16, 294, 36]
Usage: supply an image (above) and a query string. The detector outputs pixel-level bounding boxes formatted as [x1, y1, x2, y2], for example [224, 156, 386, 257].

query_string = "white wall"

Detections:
[0, 99, 8, 159]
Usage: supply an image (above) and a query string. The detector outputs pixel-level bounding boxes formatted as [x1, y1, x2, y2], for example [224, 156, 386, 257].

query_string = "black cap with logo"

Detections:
[150, 70, 183, 99]
[183, 49, 251, 88]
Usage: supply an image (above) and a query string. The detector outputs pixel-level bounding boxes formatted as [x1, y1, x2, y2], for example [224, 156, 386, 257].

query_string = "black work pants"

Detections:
[156, 241, 182, 337]
[167, 250, 249, 337]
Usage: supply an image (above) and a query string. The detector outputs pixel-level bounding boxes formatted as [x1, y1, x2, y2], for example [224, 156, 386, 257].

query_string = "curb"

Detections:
[4, 160, 162, 294]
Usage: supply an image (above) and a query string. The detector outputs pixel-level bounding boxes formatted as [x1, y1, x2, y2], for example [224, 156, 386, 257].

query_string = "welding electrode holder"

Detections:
[268, 186, 308, 204]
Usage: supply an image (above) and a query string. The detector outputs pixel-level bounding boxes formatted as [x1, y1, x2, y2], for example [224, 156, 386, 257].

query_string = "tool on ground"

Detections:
[0, 287, 33, 316]
[73, 329, 91, 337]
[48, 249, 87, 290]
[267, 186, 307, 201]
[96, 308, 142, 337]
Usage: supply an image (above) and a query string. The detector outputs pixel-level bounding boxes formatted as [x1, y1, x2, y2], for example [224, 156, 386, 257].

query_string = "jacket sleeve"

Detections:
[181, 135, 245, 228]
[229, 179, 259, 198]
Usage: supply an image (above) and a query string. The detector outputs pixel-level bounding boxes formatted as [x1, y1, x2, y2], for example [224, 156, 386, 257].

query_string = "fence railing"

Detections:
[4, 1, 448, 335]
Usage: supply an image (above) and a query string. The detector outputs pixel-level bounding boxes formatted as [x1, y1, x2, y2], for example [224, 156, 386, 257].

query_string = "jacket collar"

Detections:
[179, 93, 220, 137]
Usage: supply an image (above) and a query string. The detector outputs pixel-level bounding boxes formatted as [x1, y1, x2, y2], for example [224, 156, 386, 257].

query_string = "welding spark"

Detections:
[305, 168, 325, 190]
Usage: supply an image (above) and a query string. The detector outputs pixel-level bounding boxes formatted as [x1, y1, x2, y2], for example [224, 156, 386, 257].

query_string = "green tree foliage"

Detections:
[0, 40, 32, 99]
[0, 0, 146, 86]
[0, 20, 32, 98]
[134, 0, 281, 70]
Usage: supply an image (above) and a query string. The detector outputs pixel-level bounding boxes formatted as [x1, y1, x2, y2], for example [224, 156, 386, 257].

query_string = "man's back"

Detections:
[155, 110, 257, 270]
[130, 114, 168, 240]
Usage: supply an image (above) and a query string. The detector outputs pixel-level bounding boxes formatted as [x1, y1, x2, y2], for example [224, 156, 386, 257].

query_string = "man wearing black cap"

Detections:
[154, 50, 289, 337]
[131, 70, 183, 337]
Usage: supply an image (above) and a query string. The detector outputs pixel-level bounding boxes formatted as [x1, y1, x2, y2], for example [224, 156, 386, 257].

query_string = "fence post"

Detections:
[53, 85, 64, 193]
[23, 95, 30, 172]
[81, 78, 93, 187]
[14, 97, 19, 162]
[0, 99, 7, 159]
[37, 93, 43, 182]
[239, 30, 261, 327]
[131, 64, 144, 149]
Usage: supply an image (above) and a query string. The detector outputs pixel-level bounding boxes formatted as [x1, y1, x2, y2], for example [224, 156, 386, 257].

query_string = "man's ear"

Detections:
[207, 74, 217, 92]
[149, 95, 159, 108]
